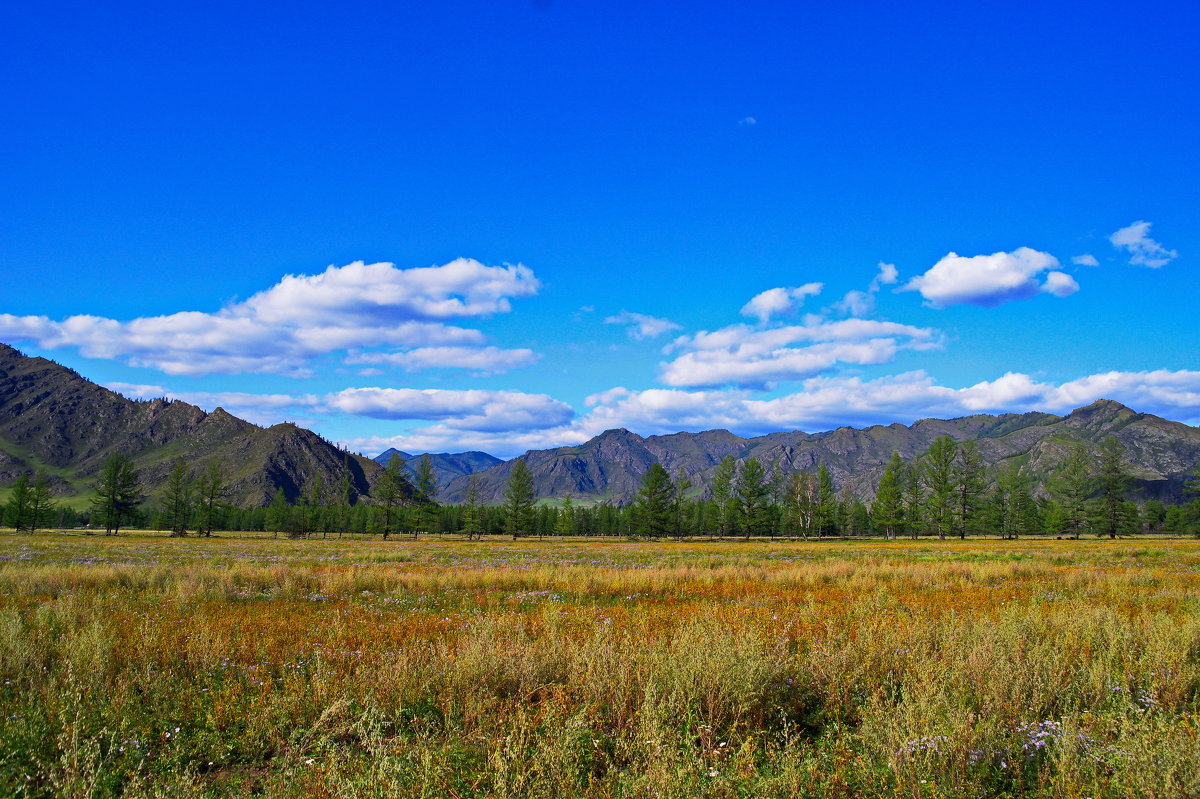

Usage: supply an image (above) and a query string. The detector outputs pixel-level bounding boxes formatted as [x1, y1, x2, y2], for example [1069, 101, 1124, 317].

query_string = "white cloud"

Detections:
[1040, 271, 1080, 298]
[1072, 254, 1100, 267]
[1109, 220, 1178, 268]
[603, 311, 682, 340]
[740, 283, 824, 323]
[901, 247, 1072, 308]
[344, 346, 539, 374]
[832, 262, 901, 317]
[324, 388, 574, 432]
[659, 318, 941, 388]
[345, 368, 1200, 458]
[0, 259, 540, 376]
[738, 116, 757, 126]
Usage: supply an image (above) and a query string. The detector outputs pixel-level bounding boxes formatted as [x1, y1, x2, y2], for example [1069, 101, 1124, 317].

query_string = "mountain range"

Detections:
[0, 343, 394, 506]
[440, 400, 1200, 506]
[3, 342, 1199, 509]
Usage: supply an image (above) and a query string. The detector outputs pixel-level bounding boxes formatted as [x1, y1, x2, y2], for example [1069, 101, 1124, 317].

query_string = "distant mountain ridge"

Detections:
[441, 400, 1200, 505]
[0, 343, 395, 506]
[372, 448, 501, 492]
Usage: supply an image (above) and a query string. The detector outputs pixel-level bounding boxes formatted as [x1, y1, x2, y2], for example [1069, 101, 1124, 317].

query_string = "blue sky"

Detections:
[2, 0, 1197, 457]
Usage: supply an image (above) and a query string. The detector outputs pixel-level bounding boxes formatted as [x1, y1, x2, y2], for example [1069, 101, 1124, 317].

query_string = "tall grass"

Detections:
[1, 533, 1199, 796]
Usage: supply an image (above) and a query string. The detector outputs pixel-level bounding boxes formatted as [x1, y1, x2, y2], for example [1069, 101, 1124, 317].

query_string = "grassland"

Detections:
[2, 532, 1199, 797]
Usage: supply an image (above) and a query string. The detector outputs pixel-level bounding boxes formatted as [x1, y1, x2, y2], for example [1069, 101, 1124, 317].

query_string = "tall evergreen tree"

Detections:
[815, 464, 837, 537]
[266, 487, 291, 538]
[414, 454, 440, 535]
[556, 493, 576, 537]
[872, 452, 906, 540]
[504, 460, 536, 539]
[954, 440, 986, 538]
[736, 457, 773, 539]
[632, 463, 675, 538]
[90, 452, 142, 536]
[162, 459, 194, 537]
[374, 453, 410, 540]
[903, 461, 924, 539]
[672, 469, 693, 538]
[710, 455, 737, 538]
[1094, 437, 1131, 539]
[921, 436, 958, 540]
[462, 474, 483, 540]
[3, 473, 32, 533]
[1049, 444, 1092, 539]
[196, 461, 231, 537]
[28, 471, 54, 534]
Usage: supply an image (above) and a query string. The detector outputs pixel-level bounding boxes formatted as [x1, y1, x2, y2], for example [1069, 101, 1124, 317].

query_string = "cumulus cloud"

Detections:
[901, 247, 1074, 308]
[0, 259, 540, 376]
[1109, 220, 1178, 268]
[833, 262, 900, 317]
[1041, 271, 1080, 297]
[344, 368, 1200, 458]
[738, 116, 757, 126]
[344, 346, 538, 374]
[1072, 254, 1100, 267]
[325, 388, 573, 432]
[603, 311, 683, 341]
[659, 318, 941, 388]
[740, 283, 824, 323]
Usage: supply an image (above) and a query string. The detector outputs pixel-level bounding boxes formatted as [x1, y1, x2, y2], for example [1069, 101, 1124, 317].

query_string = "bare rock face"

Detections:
[0, 344, 388, 506]
[440, 400, 1200, 505]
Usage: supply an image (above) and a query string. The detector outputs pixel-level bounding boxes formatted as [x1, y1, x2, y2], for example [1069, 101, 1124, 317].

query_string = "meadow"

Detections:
[1, 531, 1199, 798]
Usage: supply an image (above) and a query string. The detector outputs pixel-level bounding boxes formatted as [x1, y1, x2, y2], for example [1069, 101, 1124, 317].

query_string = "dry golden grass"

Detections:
[2, 531, 1200, 797]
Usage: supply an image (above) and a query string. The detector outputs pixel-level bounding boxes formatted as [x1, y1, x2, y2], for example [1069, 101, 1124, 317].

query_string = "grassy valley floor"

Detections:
[2, 532, 1199, 797]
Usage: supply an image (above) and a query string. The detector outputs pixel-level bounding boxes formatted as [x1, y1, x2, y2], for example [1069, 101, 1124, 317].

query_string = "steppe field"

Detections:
[2, 532, 1199, 798]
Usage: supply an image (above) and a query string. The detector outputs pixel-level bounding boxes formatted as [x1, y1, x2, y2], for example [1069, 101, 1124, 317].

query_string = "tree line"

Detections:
[5, 438, 1200, 539]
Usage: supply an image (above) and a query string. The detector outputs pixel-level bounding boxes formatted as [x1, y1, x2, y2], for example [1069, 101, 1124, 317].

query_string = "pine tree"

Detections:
[735, 457, 772, 539]
[28, 471, 54, 534]
[414, 454, 440, 536]
[954, 440, 986, 539]
[815, 464, 836, 537]
[3, 473, 32, 533]
[90, 452, 142, 536]
[872, 452, 905, 539]
[921, 436, 958, 540]
[462, 474, 483, 540]
[266, 487, 291, 538]
[373, 454, 407, 541]
[710, 455, 737, 538]
[162, 459, 194, 537]
[504, 460, 536, 539]
[1049, 444, 1092, 539]
[903, 462, 924, 539]
[632, 463, 674, 539]
[556, 493, 575, 537]
[196, 461, 231, 537]
[672, 469, 693, 538]
[1094, 437, 1130, 539]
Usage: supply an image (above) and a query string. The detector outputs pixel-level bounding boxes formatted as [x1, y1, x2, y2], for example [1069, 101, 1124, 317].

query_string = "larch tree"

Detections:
[504, 459, 536, 539]
[162, 459, 195, 537]
[414, 454, 439, 536]
[735, 457, 773, 539]
[196, 461, 231, 537]
[28, 471, 54, 533]
[373, 453, 407, 541]
[90, 452, 142, 536]
[954, 440, 986, 539]
[709, 455, 737, 538]
[3, 473, 32, 533]
[632, 463, 675, 539]
[921, 436, 958, 540]
[462, 474, 483, 540]
[1094, 437, 1131, 539]
[872, 452, 906, 540]
[1049, 444, 1092, 539]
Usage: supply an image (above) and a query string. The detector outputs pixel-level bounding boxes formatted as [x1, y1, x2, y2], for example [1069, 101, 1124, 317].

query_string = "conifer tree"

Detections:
[504, 460, 536, 539]
[921, 436, 958, 540]
[632, 463, 674, 539]
[1094, 437, 1131, 539]
[462, 474, 483, 540]
[3, 473, 32, 533]
[373, 454, 407, 540]
[556, 493, 575, 537]
[414, 454, 440, 536]
[162, 459, 194, 537]
[735, 457, 772, 539]
[815, 464, 837, 537]
[28, 471, 54, 534]
[1049, 444, 1092, 539]
[196, 461, 231, 537]
[710, 455, 737, 538]
[872, 452, 905, 539]
[90, 452, 142, 536]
